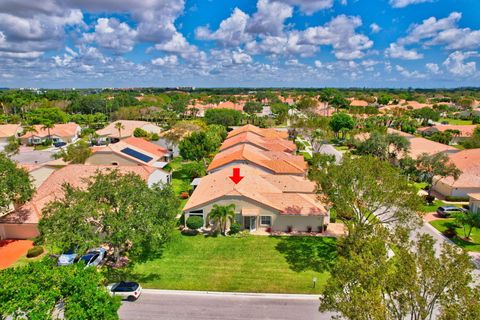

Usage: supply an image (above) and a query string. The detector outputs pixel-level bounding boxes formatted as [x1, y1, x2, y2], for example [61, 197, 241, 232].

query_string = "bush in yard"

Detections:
[186, 216, 204, 230]
[424, 195, 435, 205]
[149, 132, 160, 141]
[229, 222, 241, 235]
[445, 196, 470, 202]
[26, 246, 44, 258]
[443, 227, 457, 239]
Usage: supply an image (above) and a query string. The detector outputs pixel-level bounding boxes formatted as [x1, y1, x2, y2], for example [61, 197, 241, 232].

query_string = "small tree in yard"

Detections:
[208, 204, 235, 235]
[320, 227, 480, 320]
[416, 152, 461, 197]
[114, 121, 124, 138]
[329, 113, 355, 139]
[0, 153, 35, 212]
[39, 170, 179, 265]
[55, 140, 92, 164]
[454, 210, 480, 239]
[4, 135, 20, 155]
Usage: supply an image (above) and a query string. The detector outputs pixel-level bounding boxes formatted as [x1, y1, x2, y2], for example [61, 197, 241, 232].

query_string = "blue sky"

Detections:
[0, 0, 479, 88]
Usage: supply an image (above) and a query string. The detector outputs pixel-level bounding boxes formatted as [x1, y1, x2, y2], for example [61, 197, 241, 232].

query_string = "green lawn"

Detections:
[430, 219, 480, 252]
[130, 232, 336, 294]
[419, 200, 455, 213]
[333, 145, 349, 151]
[438, 117, 473, 125]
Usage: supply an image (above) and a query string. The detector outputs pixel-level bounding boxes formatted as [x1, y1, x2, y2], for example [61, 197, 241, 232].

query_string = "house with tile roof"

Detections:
[417, 125, 478, 143]
[432, 149, 480, 198]
[0, 124, 22, 151]
[183, 165, 328, 233]
[0, 164, 167, 240]
[208, 144, 307, 176]
[220, 131, 296, 153]
[87, 137, 169, 166]
[227, 124, 289, 140]
[96, 120, 161, 140]
[20, 123, 80, 145]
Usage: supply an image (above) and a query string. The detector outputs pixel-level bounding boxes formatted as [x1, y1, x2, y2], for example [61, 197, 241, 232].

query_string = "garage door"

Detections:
[0, 224, 39, 240]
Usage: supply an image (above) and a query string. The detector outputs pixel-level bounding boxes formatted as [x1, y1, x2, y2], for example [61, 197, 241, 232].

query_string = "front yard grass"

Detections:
[419, 200, 456, 213]
[438, 117, 473, 125]
[430, 219, 480, 252]
[131, 232, 336, 294]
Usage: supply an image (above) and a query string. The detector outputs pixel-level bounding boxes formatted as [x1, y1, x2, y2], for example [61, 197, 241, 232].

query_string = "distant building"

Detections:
[21, 123, 81, 146]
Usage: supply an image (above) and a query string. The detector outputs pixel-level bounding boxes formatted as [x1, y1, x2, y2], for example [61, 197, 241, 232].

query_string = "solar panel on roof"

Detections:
[120, 147, 153, 163]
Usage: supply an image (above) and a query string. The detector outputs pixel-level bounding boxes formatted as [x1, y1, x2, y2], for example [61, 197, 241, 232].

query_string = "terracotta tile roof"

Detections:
[220, 132, 296, 153]
[417, 125, 478, 137]
[434, 149, 480, 189]
[407, 137, 458, 159]
[22, 123, 80, 139]
[96, 120, 161, 138]
[208, 144, 306, 174]
[227, 124, 289, 140]
[90, 137, 167, 165]
[0, 124, 21, 138]
[183, 165, 326, 216]
[0, 165, 155, 225]
[349, 99, 369, 107]
[469, 193, 480, 201]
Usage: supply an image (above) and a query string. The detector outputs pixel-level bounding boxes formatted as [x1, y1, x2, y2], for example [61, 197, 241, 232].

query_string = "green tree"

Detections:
[208, 204, 236, 235]
[133, 127, 149, 138]
[3, 135, 20, 155]
[329, 113, 355, 138]
[296, 97, 317, 110]
[0, 259, 120, 320]
[355, 131, 410, 163]
[204, 109, 243, 127]
[320, 227, 480, 320]
[114, 121, 125, 138]
[243, 101, 262, 114]
[39, 170, 179, 264]
[411, 107, 440, 125]
[181, 161, 207, 179]
[56, 140, 92, 164]
[454, 210, 480, 239]
[25, 107, 68, 125]
[416, 153, 461, 196]
[429, 131, 453, 144]
[179, 131, 219, 162]
[41, 121, 55, 141]
[312, 156, 421, 234]
[0, 153, 35, 212]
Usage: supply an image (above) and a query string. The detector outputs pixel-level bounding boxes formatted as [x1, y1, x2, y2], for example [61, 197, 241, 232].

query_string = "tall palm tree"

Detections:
[208, 204, 236, 235]
[114, 121, 125, 139]
[41, 121, 54, 143]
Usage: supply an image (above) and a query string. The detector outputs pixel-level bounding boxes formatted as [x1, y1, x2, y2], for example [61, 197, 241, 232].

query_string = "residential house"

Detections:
[0, 124, 22, 151]
[227, 124, 289, 140]
[96, 120, 161, 140]
[417, 125, 477, 144]
[183, 165, 328, 233]
[348, 99, 369, 107]
[21, 123, 80, 145]
[86, 137, 171, 183]
[220, 132, 296, 153]
[433, 149, 480, 198]
[208, 144, 307, 176]
[0, 164, 168, 239]
[469, 193, 480, 213]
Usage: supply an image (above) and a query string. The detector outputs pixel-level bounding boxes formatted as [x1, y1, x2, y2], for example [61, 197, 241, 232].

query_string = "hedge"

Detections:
[445, 196, 470, 202]
[186, 216, 204, 230]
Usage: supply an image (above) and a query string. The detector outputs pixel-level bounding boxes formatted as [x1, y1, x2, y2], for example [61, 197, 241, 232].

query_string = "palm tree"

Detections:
[41, 121, 54, 142]
[114, 121, 125, 139]
[208, 204, 236, 235]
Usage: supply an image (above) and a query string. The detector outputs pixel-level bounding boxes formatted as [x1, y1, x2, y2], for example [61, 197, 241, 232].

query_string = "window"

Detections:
[235, 214, 242, 225]
[260, 216, 271, 226]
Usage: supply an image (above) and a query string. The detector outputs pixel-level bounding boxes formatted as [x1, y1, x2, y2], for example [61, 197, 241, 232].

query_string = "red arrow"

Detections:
[229, 167, 244, 184]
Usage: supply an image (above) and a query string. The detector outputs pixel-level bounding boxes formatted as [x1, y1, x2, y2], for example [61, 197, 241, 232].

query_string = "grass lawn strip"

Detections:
[430, 219, 480, 252]
[131, 232, 336, 294]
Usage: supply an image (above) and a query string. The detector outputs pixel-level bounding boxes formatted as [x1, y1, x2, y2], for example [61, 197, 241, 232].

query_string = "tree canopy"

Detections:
[329, 113, 355, 138]
[39, 170, 179, 264]
[204, 109, 243, 127]
[0, 259, 120, 320]
[0, 153, 35, 212]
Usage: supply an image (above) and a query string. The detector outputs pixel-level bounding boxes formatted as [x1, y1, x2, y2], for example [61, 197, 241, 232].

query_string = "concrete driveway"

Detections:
[11, 150, 56, 165]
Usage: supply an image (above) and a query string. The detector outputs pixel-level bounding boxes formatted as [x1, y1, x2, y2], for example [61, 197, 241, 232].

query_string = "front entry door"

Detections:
[243, 216, 257, 232]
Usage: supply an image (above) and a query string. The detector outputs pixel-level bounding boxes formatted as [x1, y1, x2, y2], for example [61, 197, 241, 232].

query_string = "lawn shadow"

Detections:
[274, 236, 337, 273]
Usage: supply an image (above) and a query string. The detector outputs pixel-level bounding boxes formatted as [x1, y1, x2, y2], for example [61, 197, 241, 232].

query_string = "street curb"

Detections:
[141, 289, 320, 300]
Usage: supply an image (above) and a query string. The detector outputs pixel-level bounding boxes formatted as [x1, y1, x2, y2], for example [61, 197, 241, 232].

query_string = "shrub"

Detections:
[180, 192, 189, 199]
[133, 127, 149, 138]
[443, 227, 457, 239]
[424, 195, 435, 204]
[473, 116, 480, 125]
[186, 216, 204, 230]
[149, 133, 160, 141]
[229, 222, 241, 235]
[330, 209, 337, 223]
[445, 196, 470, 202]
[266, 227, 272, 233]
[26, 246, 44, 258]
[307, 226, 312, 233]
[287, 226, 293, 233]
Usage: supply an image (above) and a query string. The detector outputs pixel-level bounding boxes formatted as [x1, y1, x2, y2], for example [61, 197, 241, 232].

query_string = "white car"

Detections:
[78, 248, 107, 267]
[107, 282, 142, 301]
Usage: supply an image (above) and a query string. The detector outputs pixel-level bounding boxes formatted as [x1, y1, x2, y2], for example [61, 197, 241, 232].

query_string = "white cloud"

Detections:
[395, 65, 426, 78]
[385, 43, 423, 60]
[370, 23, 381, 33]
[442, 51, 478, 76]
[247, 0, 292, 36]
[83, 18, 137, 53]
[272, 0, 334, 14]
[301, 15, 373, 59]
[152, 55, 178, 66]
[195, 8, 251, 47]
[389, 0, 434, 8]
[425, 62, 441, 74]
[314, 60, 323, 68]
[232, 51, 252, 64]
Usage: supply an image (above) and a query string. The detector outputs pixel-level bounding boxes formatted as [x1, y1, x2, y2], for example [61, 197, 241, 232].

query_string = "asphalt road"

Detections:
[119, 290, 334, 320]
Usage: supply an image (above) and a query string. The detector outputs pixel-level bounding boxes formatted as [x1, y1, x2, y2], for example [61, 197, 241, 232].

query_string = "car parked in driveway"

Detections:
[78, 248, 107, 267]
[436, 206, 467, 218]
[57, 249, 78, 266]
[107, 282, 142, 301]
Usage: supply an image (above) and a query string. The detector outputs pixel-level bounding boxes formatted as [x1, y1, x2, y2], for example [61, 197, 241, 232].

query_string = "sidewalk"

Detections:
[141, 289, 320, 300]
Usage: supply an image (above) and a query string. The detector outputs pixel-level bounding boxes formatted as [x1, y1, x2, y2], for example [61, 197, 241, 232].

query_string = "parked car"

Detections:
[53, 141, 67, 148]
[436, 206, 467, 217]
[78, 248, 107, 267]
[107, 282, 142, 301]
[57, 249, 78, 266]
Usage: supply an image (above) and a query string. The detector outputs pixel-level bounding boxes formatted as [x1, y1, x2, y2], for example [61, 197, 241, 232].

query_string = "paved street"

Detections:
[119, 290, 333, 320]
